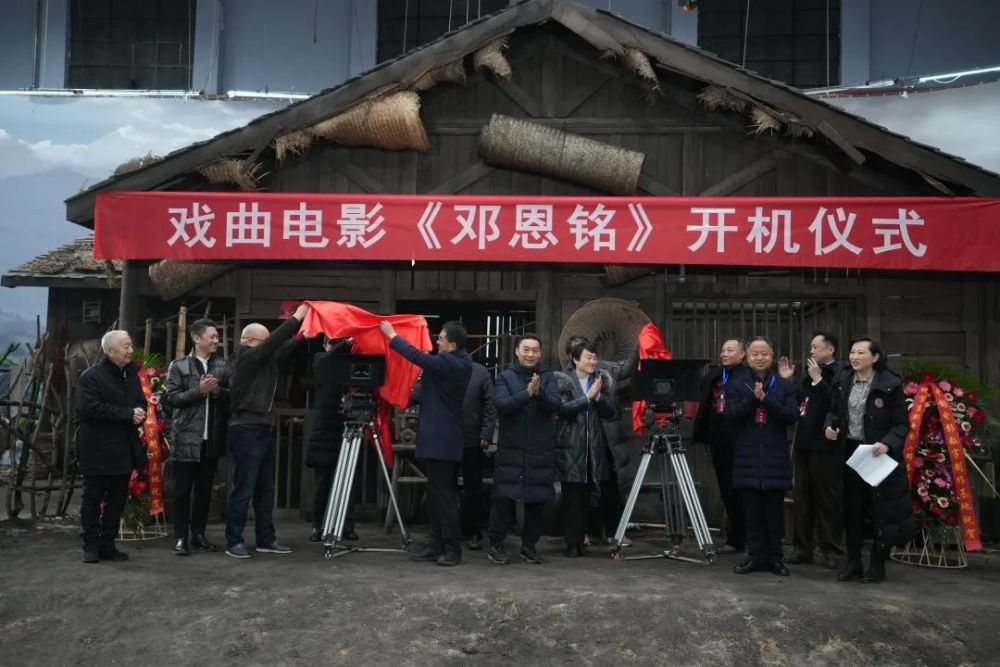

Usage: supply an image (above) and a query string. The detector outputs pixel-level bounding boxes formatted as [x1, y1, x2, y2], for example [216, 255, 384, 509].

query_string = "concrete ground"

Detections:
[2, 517, 999, 667]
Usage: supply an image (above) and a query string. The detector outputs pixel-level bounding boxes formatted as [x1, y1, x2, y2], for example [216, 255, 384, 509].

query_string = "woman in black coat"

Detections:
[306, 337, 355, 542]
[725, 336, 800, 576]
[554, 338, 620, 557]
[825, 337, 913, 584]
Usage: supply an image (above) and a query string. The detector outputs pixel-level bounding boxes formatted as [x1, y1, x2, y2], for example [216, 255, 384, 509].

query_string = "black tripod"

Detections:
[321, 391, 411, 559]
[610, 403, 715, 564]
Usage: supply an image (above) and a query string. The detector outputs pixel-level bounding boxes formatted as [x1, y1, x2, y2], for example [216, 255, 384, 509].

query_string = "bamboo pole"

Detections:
[175, 306, 187, 360]
[143, 318, 154, 353]
[165, 322, 174, 361]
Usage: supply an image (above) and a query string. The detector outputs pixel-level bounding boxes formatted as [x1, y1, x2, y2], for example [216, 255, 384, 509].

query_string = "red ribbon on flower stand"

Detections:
[903, 378, 982, 552]
[136, 362, 166, 517]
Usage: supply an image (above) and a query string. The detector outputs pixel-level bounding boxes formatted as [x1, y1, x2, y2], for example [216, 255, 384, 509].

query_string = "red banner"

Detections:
[95, 192, 1000, 272]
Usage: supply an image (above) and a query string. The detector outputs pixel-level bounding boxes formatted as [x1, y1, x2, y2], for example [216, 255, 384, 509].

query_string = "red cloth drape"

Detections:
[632, 323, 674, 435]
[296, 301, 433, 468]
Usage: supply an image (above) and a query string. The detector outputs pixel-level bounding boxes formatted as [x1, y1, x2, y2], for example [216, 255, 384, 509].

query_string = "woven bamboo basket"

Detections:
[557, 298, 652, 368]
[148, 260, 234, 301]
[311, 90, 431, 151]
[479, 114, 644, 195]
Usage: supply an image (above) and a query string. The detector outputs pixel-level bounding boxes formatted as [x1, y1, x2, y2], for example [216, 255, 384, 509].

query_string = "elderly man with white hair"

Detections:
[76, 330, 148, 563]
[224, 303, 310, 559]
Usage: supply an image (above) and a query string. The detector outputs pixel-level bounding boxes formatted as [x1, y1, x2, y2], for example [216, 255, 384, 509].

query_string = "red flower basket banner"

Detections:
[136, 362, 166, 517]
[903, 381, 982, 551]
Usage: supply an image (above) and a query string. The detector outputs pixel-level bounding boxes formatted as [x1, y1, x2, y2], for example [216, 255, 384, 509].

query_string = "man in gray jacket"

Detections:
[164, 318, 230, 556]
[224, 303, 309, 559]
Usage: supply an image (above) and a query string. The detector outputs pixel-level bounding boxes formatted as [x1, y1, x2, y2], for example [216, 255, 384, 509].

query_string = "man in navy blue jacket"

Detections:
[381, 319, 473, 566]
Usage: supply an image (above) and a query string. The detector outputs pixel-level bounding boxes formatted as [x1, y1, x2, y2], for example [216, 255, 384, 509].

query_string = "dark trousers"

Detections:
[561, 480, 623, 547]
[710, 440, 746, 548]
[311, 464, 357, 531]
[80, 474, 129, 550]
[225, 425, 277, 548]
[459, 446, 486, 538]
[423, 459, 462, 551]
[742, 489, 785, 564]
[173, 455, 218, 539]
[488, 498, 545, 547]
[843, 440, 875, 560]
[792, 446, 843, 556]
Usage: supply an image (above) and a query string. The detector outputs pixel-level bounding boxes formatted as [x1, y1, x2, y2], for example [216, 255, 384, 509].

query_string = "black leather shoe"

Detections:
[174, 538, 190, 556]
[784, 552, 813, 565]
[82, 547, 100, 563]
[100, 546, 130, 562]
[467, 534, 483, 551]
[309, 528, 323, 542]
[771, 562, 790, 577]
[733, 558, 768, 574]
[863, 554, 887, 583]
[409, 544, 443, 562]
[837, 558, 864, 581]
[190, 534, 217, 552]
[436, 547, 462, 566]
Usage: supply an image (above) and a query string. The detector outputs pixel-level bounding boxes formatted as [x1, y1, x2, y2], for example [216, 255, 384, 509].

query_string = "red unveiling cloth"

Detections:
[632, 323, 674, 435]
[296, 301, 433, 468]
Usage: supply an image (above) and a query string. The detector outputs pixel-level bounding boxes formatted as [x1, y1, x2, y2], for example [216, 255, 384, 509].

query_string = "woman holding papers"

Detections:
[825, 337, 914, 584]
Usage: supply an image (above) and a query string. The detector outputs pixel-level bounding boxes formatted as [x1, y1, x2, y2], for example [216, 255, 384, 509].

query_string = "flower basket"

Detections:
[892, 525, 967, 569]
[118, 512, 168, 541]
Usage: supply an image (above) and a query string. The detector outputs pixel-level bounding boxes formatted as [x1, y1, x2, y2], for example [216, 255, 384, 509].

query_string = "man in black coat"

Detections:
[381, 319, 473, 566]
[692, 337, 748, 554]
[725, 337, 800, 576]
[460, 361, 496, 550]
[76, 330, 148, 563]
[225, 303, 309, 559]
[305, 337, 355, 543]
[487, 334, 562, 566]
[778, 331, 843, 568]
[164, 318, 230, 556]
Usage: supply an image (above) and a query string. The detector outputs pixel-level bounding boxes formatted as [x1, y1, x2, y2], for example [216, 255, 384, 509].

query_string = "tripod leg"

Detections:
[658, 448, 683, 544]
[670, 444, 715, 560]
[333, 433, 362, 540]
[322, 428, 352, 541]
[612, 450, 653, 554]
[370, 430, 411, 546]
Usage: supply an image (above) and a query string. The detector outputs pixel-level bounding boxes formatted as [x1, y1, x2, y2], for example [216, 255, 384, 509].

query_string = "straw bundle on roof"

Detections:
[274, 129, 316, 162]
[749, 106, 782, 135]
[473, 38, 512, 80]
[148, 260, 234, 301]
[114, 152, 161, 176]
[479, 114, 644, 195]
[412, 60, 467, 91]
[199, 159, 266, 191]
[311, 90, 431, 151]
[697, 86, 747, 113]
[623, 49, 659, 88]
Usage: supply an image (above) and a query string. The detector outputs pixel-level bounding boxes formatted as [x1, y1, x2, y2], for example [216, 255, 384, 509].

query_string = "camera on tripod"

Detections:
[314, 353, 387, 423]
[632, 359, 707, 418]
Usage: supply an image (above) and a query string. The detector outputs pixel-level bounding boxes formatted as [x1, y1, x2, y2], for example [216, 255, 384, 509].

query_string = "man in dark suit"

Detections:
[460, 361, 496, 550]
[779, 331, 843, 569]
[76, 330, 148, 563]
[381, 319, 473, 566]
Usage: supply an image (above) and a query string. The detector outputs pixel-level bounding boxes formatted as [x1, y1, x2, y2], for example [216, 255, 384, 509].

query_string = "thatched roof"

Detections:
[1, 237, 120, 288]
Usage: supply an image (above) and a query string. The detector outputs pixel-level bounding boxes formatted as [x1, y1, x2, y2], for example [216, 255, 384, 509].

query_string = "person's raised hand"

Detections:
[753, 382, 766, 401]
[586, 377, 603, 400]
[379, 321, 397, 339]
[777, 356, 795, 380]
[806, 357, 822, 383]
[293, 303, 310, 321]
